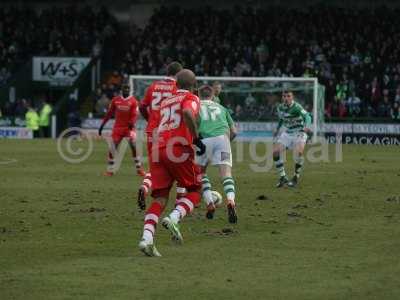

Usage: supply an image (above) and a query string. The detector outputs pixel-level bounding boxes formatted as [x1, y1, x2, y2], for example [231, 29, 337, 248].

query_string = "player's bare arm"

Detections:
[99, 100, 115, 136]
[229, 124, 237, 141]
[183, 108, 199, 138]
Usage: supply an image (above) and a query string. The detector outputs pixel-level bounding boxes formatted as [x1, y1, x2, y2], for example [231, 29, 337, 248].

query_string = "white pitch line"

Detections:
[0, 158, 18, 165]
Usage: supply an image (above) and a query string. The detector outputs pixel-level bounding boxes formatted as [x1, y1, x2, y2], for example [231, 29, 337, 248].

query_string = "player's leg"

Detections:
[161, 146, 202, 243]
[200, 166, 216, 219]
[139, 153, 173, 256]
[163, 186, 201, 243]
[175, 185, 188, 206]
[127, 130, 145, 176]
[197, 137, 216, 218]
[273, 133, 289, 187]
[211, 135, 237, 223]
[138, 172, 151, 210]
[218, 164, 237, 224]
[139, 196, 166, 257]
[138, 137, 153, 210]
[288, 133, 307, 187]
[104, 133, 121, 176]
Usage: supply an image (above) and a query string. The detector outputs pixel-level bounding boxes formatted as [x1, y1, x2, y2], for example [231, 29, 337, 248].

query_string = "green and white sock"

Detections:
[222, 176, 235, 203]
[273, 155, 286, 178]
[294, 155, 304, 178]
[202, 175, 213, 205]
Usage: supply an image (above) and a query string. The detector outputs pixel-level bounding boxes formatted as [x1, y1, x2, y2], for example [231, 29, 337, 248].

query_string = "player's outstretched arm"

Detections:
[99, 99, 115, 136]
[274, 119, 283, 139]
[129, 98, 138, 129]
[225, 108, 237, 141]
[230, 125, 237, 141]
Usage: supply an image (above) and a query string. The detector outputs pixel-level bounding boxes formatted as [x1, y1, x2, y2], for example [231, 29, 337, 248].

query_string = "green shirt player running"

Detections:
[196, 85, 238, 224]
[273, 90, 312, 188]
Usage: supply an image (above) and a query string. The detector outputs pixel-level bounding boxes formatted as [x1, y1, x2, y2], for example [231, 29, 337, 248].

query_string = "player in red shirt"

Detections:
[138, 69, 206, 257]
[98, 83, 145, 176]
[137, 62, 184, 210]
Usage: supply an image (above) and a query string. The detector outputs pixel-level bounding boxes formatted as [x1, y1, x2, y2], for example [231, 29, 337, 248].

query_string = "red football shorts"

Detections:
[112, 127, 136, 144]
[151, 145, 201, 197]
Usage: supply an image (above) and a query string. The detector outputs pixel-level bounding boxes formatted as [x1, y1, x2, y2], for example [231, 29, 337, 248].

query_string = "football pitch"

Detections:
[0, 139, 399, 299]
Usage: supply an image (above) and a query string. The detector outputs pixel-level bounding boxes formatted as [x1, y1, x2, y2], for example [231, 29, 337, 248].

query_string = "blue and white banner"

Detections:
[79, 119, 400, 142]
[0, 127, 33, 139]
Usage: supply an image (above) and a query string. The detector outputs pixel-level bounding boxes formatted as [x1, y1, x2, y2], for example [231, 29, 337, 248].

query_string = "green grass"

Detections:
[0, 139, 400, 299]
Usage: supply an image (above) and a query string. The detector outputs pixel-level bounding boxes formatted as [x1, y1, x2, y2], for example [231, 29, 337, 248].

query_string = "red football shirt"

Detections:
[155, 89, 200, 149]
[141, 77, 177, 135]
[102, 95, 138, 129]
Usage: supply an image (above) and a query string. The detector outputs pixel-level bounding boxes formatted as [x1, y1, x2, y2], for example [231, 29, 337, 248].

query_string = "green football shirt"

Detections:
[276, 101, 311, 134]
[199, 100, 234, 138]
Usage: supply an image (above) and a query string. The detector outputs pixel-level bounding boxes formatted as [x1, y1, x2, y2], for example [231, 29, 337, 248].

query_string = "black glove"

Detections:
[193, 134, 206, 156]
[98, 124, 104, 136]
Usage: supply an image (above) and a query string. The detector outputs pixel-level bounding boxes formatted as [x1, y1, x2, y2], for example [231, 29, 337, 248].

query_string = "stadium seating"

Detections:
[2, 5, 400, 121]
[117, 6, 400, 120]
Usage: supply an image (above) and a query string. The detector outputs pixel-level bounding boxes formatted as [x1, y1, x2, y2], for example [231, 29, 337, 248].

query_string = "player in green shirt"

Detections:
[273, 90, 312, 187]
[197, 85, 237, 223]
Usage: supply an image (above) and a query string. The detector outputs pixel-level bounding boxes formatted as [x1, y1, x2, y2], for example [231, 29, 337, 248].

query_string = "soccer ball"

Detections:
[211, 190, 223, 207]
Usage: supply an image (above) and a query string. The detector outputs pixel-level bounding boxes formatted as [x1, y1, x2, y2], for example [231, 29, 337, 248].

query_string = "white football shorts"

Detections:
[196, 134, 232, 167]
[276, 131, 308, 150]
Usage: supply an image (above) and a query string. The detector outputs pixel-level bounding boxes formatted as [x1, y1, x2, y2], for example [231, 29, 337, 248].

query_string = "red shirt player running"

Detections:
[137, 62, 183, 210]
[98, 84, 145, 176]
[138, 69, 206, 257]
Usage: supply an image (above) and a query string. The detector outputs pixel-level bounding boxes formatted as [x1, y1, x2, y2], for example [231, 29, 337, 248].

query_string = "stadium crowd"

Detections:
[116, 5, 400, 120]
[0, 5, 118, 128]
[1, 5, 400, 121]
[0, 5, 117, 88]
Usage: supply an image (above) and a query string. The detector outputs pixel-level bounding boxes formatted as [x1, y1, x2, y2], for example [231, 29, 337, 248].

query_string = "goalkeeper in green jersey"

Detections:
[273, 90, 312, 188]
[196, 85, 238, 223]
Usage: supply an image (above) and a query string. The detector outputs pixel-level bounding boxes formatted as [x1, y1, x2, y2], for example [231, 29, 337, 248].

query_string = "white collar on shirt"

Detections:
[177, 89, 189, 93]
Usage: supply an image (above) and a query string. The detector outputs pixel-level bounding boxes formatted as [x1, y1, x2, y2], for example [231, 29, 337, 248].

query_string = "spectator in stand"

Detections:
[92, 39, 102, 58]
[93, 87, 104, 111]
[346, 92, 361, 117]
[0, 67, 11, 86]
[245, 93, 256, 108]
[371, 77, 382, 111]
[377, 96, 392, 118]
[235, 104, 242, 119]
[39, 98, 52, 138]
[107, 70, 123, 88]
[1, 5, 118, 117]
[95, 92, 111, 115]
[212, 81, 222, 104]
[105, 83, 117, 99]
[391, 102, 400, 121]
[25, 100, 39, 138]
[394, 87, 400, 104]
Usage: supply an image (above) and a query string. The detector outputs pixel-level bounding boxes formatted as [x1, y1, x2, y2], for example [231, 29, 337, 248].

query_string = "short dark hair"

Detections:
[176, 69, 196, 90]
[198, 85, 214, 99]
[166, 62, 183, 76]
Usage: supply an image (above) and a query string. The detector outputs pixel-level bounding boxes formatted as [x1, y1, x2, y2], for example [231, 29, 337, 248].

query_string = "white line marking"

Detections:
[0, 158, 18, 165]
